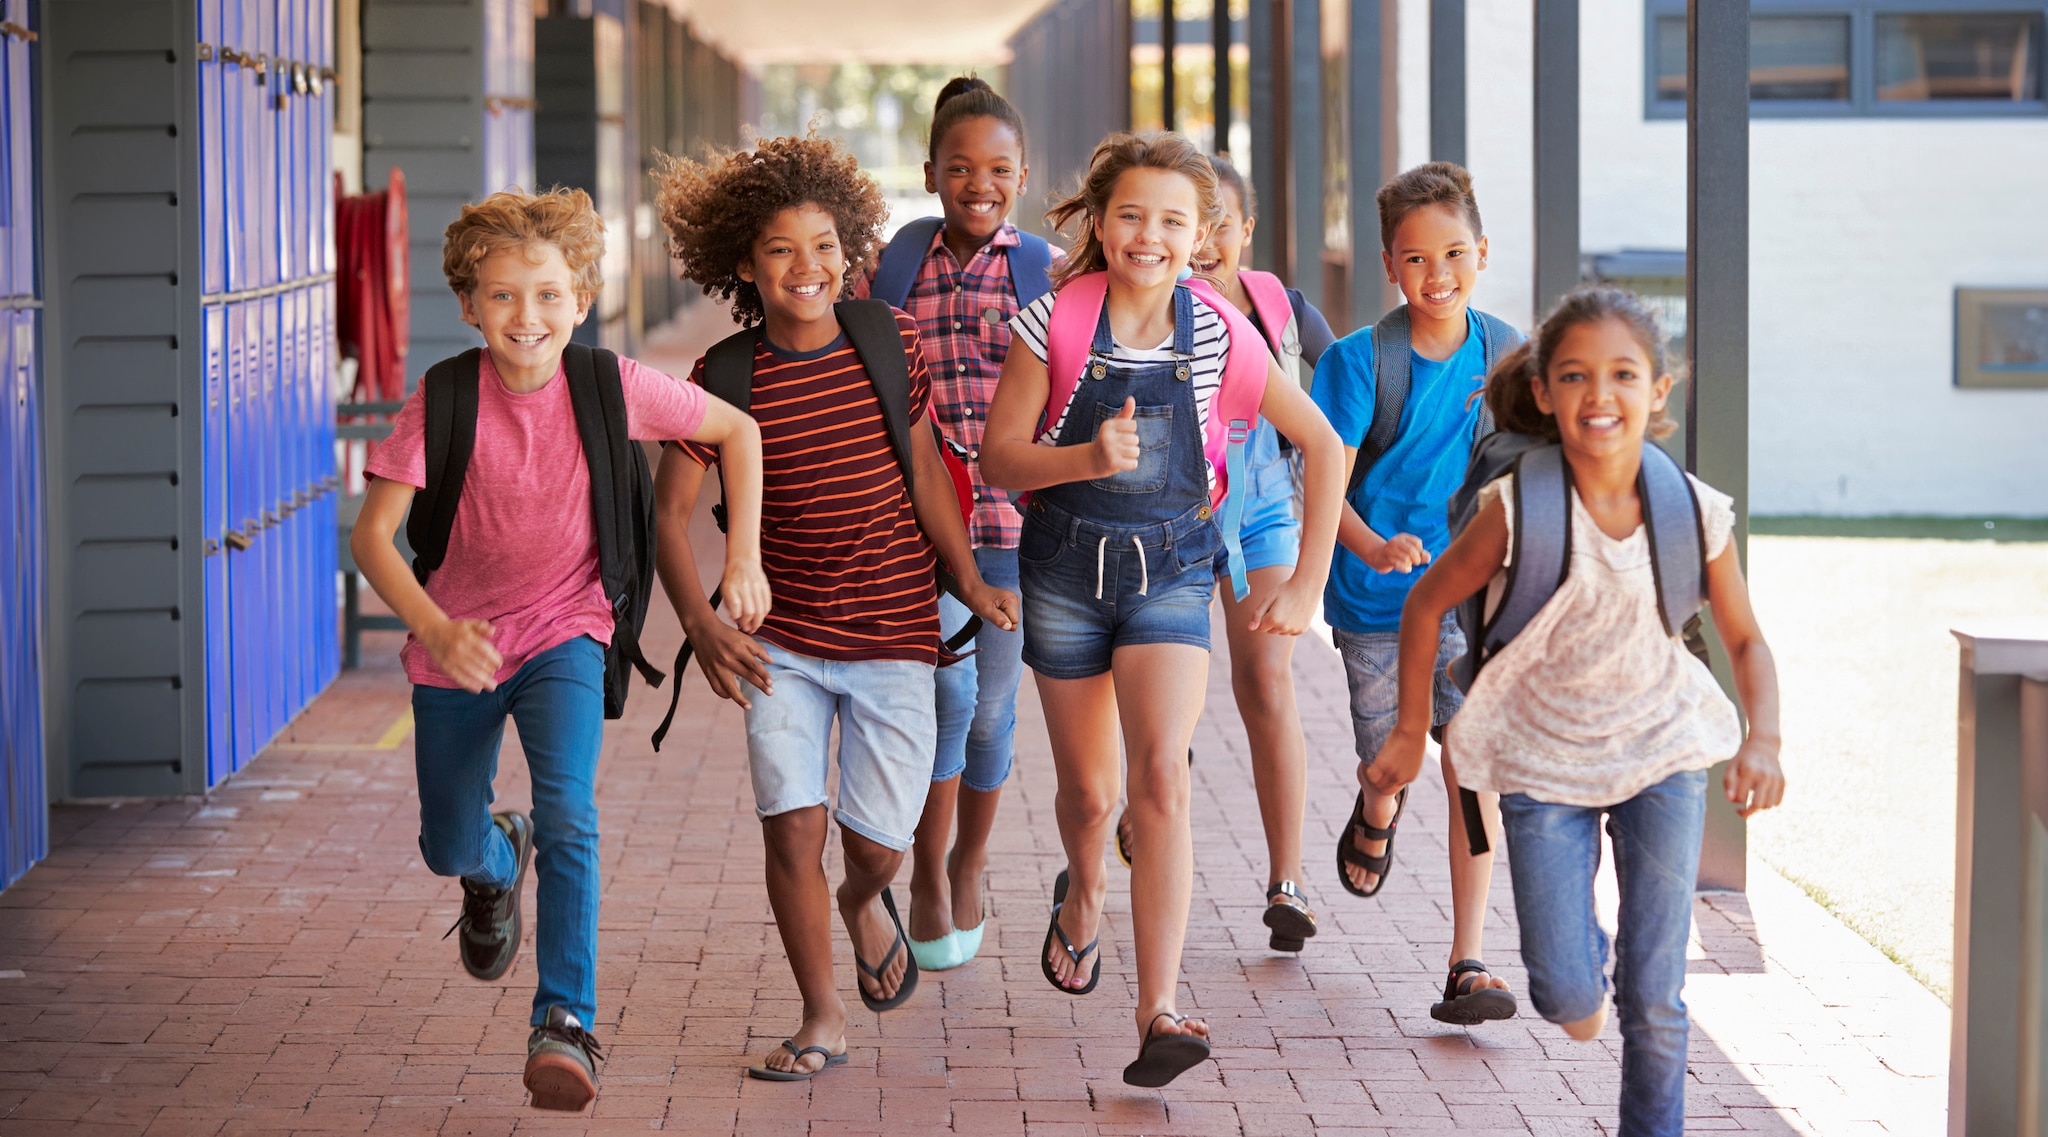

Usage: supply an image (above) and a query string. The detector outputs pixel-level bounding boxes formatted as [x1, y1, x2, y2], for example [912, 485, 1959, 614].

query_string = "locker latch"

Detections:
[203, 538, 221, 557]
[0, 21, 37, 43]
[197, 43, 215, 62]
[253, 53, 269, 82]
[262, 510, 279, 529]
[224, 531, 253, 551]
[293, 64, 310, 95]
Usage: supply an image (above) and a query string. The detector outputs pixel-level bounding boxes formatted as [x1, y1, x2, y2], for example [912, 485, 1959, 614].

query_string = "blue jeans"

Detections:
[934, 546, 1024, 792]
[1500, 769, 1708, 1137]
[413, 636, 605, 1030]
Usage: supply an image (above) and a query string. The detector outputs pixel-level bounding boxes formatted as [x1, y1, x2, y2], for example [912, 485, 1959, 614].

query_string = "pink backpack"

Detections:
[1041, 270, 1270, 599]
[1237, 269, 1304, 386]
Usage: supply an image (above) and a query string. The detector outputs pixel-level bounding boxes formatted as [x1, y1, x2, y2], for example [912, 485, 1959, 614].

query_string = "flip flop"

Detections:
[1335, 785, 1408, 898]
[1122, 1012, 1211, 1087]
[853, 887, 920, 1013]
[1115, 748, 1192, 868]
[1039, 868, 1101, 995]
[746, 1039, 849, 1082]
[1429, 959, 1519, 1025]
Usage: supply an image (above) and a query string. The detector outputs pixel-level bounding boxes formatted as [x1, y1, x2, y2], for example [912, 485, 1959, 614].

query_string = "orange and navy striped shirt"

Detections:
[680, 310, 941, 665]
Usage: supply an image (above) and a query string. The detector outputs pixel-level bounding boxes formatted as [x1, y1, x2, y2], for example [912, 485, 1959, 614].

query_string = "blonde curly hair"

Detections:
[441, 186, 606, 303]
[656, 134, 888, 325]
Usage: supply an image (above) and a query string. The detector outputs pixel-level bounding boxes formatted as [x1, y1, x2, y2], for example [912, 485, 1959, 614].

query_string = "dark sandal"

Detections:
[1335, 785, 1408, 898]
[746, 1039, 850, 1081]
[1262, 880, 1318, 952]
[853, 887, 920, 1013]
[1115, 748, 1193, 868]
[1039, 869, 1101, 995]
[1122, 1012, 1211, 1087]
[1429, 959, 1519, 1025]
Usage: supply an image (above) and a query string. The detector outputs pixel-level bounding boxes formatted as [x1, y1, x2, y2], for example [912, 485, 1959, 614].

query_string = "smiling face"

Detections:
[1532, 316, 1675, 460]
[926, 115, 1026, 245]
[458, 242, 590, 376]
[1094, 166, 1208, 290]
[1192, 181, 1254, 281]
[739, 203, 846, 327]
[1381, 202, 1487, 324]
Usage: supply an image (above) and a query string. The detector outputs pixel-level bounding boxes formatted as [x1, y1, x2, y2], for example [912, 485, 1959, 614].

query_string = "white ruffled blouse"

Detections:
[1445, 471, 1743, 807]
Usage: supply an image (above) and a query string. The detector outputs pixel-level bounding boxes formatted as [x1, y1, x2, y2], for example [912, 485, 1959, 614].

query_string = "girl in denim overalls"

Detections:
[981, 132, 1345, 1088]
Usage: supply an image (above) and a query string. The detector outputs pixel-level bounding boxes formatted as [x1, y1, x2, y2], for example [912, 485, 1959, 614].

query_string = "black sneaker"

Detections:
[525, 1005, 602, 1111]
[443, 810, 533, 981]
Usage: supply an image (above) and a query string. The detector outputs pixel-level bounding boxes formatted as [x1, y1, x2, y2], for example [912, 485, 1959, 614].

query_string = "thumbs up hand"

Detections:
[1092, 398, 1142, 479]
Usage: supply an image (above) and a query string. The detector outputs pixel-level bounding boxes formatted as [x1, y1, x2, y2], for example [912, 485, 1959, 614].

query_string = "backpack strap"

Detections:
[1350, 306, 1412, 498]
[1639, 442, 1707, 636]
[1237, 269, 1301, 392]
[406, 348, 483, 583]
[562, 345, 664, 689]
[1184, 276, 1270, 603]
[1007, 231, 1054, 309]
[1479, 444, 1573, 667]
[1042, 271, 1109, 432]
[871, 217, 944, 311]
[700, 325, 759, 533]
[1472, 310, 1521, 441]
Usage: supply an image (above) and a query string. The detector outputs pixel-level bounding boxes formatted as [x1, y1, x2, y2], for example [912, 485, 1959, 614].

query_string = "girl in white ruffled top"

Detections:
[1366, 286, 1785, 1137]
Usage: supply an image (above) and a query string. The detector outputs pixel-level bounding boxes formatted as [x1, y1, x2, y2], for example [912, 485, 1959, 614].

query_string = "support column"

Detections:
[1347, 0, 1388, 330]
[1214, 0, 1233, 150]
[1429, 0, 1465, 165]
[1161, 0, 1177, 130]
[1531, 0, 1578, 319]
[1247, 0, 1284, 275]
[1688, 0, 1750, 893]
[1290, 0, 1321, 307]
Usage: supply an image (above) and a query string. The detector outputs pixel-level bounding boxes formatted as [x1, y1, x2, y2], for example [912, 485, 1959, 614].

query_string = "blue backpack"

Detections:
[869, 216, 1055, 312]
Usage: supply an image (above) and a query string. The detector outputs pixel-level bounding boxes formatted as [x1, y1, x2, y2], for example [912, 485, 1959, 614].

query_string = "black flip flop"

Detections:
[1262, 880, 1318, 952]
[1039, 868, 1101, 995]
[1335, 785, 1408, 898]
[746, 1039, 850, 1081]
[853, 887, 919, 1013]
[1115, 748, 1192, 868]
[1122, 1012, 1211, 1087]
[1429, 959, 1519, 1025]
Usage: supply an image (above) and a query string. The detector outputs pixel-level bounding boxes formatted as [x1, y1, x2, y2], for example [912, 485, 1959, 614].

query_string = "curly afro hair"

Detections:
[656, 134, 888, 326]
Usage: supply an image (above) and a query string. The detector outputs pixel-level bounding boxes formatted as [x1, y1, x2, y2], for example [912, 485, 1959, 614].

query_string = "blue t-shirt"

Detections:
[1310, 308, 1505, 633]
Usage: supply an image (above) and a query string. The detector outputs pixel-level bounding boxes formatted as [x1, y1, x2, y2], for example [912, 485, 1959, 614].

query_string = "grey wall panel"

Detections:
[73, 544, 182, 611]
[63, 342, 180, 405]
[68, 407, 180, 474]
[362, 53, 474, 96]
[70, 677, 183, 798]
[68, 481, 182, 542]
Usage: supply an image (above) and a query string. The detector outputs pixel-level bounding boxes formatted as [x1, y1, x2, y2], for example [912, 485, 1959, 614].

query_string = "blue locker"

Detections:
[259, 294, 282, 747]
[255, 0, 277, 288]
[276, 0, 296, 286]
[227, 0, 250, 292]
[227, 301, 255, 771]
[0, 18, 12, 303]
[318, 0, 335, 274]
[198, 0, 224, 297]
[278, 287, 303, 716]
[319, 279, 338, 685]
[201, 305, 231, 786]
[1, 314, 16, 884]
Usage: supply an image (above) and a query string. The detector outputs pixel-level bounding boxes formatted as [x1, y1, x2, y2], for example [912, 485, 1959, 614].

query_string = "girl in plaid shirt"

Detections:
[854, 77, 1058, 971]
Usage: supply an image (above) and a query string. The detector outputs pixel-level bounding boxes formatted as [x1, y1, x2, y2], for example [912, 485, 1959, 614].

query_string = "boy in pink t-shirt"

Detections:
[350, 188, 767, 1112]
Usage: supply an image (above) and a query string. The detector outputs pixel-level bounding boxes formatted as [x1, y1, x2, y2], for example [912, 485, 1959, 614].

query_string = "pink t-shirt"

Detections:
[365, 351, 708, 688]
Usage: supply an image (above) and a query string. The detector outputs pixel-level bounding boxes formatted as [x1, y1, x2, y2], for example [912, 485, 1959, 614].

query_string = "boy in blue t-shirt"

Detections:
[1310, 162, 1522, 1028]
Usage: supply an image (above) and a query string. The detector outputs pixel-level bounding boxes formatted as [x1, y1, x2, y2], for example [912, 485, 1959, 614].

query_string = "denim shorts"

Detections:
[1018, 497, 1221, 680]
[740, 641, 937, 851]
[1332, 612, 1468, 764]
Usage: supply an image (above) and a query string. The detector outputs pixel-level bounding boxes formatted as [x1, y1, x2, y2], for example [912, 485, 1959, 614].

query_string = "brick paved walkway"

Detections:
[0, 314, 1950, 1135]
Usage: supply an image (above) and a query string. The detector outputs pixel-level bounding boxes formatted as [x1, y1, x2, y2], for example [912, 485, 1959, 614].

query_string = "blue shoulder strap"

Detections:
[1007, 231, 1054, 309]
[1639, 443, 1707, 636]
[1347, 306, 1411, 498]
[1471, 310, 1520, 439]
[1479, 444, 1573, 668]
[871, 217, 944, 310]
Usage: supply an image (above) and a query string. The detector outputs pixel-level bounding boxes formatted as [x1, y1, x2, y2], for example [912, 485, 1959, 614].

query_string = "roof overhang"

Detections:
[652, 0, 1064, 68]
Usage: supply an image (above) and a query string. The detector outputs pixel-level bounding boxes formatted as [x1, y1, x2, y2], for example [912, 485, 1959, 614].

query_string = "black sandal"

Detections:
[1335, 786, 1408, 898]
[1039, 869, 1101, 995]
[1115, 748, 1192, 867]
[1122, 1012, 1211, 1087]
[1262, 880, 1317, 952]
[1429, 959, 1519, 1025]
[853, 887, 919, 1013]
[746, 1039, 850, 1081]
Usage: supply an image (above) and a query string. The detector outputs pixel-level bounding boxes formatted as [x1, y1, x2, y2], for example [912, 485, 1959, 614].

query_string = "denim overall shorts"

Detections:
[1018, 284, 1223, 680]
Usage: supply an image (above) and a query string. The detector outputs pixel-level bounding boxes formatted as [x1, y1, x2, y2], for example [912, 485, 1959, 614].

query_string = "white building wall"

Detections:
[1396, 0, 2048, 516]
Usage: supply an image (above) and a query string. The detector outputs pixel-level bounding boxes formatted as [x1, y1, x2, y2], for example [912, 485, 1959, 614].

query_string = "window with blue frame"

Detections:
[1647, 0, 2044, 116]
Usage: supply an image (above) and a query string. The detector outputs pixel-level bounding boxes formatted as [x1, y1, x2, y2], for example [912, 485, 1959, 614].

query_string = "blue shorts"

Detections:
[1222, 446, 1301, 576]
[1018, 497, 1221, 680]
[1332, 612, 1468, 762]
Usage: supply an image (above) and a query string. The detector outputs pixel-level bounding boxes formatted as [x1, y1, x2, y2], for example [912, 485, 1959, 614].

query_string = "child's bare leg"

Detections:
[908, 776, 960, 942]
[1220, 565, 1306, 888]
[836, 830, 910, 1003]
[1113, 643, 1211, 1045]
[758, 806, 845, 1074]
[949, 785, 1001, 931]
[1037, 671, 1120, 989]
[1443, 748, 1510, 992]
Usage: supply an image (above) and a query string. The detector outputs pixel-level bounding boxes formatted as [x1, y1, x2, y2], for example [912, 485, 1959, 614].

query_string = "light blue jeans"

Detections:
[933, 546, 1023, 792]
[1499, 768, 1709, 1137]
[413, 636, 605, 1029]
[742, 641, 937, 851]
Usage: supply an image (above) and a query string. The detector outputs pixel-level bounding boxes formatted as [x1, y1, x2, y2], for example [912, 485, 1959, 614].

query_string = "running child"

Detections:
[1312, 162, 1521, 1024]
[652, 135, 1018, 1082]
[1373, 285, 1785, 1136]
[980, 131, 1343, 1087]
[1113, 154, 1337, 954]
[853, 76, 1059, 971]
[349, 187, 768, 1111]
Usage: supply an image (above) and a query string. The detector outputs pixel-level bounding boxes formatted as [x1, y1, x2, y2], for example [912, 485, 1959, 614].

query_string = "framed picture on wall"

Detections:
[1956, 287, 2048, 388]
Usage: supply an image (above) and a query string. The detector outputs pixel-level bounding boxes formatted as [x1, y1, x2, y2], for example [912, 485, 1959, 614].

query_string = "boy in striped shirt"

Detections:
[653, 137, 1018, 1081]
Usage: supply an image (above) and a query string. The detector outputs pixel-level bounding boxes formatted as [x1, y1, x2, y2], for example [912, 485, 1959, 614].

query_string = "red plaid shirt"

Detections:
[856, 221, 1060, 550]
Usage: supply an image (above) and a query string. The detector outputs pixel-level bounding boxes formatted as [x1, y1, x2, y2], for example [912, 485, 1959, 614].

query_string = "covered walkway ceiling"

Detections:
[659, 0, 1062, 66]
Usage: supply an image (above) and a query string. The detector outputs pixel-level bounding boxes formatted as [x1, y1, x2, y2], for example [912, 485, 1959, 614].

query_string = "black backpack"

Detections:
[407, 345, 665, 720]
[649, 299, 980, 751]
